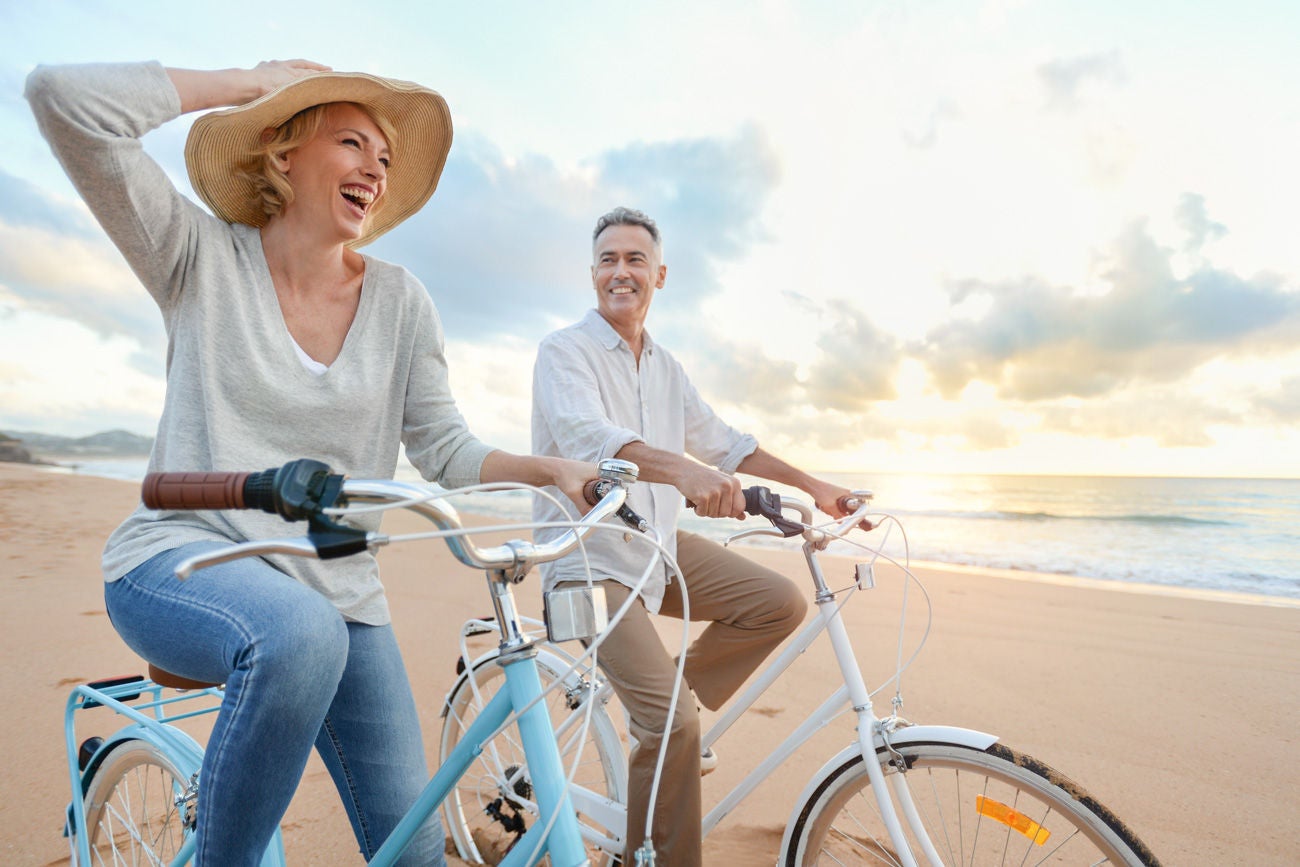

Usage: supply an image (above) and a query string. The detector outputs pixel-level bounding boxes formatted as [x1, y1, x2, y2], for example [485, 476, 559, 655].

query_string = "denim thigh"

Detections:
[106, 541, 349, 867]
[315, 622, 445, 865]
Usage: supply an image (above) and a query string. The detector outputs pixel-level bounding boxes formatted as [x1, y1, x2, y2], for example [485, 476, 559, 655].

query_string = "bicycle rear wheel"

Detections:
[784, 741, 1159, 866]
[439, 653, 626, 865]
[78, 739, 194, 865]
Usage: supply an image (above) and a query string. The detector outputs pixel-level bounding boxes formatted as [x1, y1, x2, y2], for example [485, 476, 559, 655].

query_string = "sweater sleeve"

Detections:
[400, 289, 495, 488]
[25, 62, 204, 310]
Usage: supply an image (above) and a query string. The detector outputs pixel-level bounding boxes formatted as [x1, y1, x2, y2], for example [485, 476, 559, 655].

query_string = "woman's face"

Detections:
[278, 103, 391, 243]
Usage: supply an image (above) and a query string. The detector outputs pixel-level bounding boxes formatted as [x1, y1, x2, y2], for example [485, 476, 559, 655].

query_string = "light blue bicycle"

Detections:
[63, 457, 642, 866]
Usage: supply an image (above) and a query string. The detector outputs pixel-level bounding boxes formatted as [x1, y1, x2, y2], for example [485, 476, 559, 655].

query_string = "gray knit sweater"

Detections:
[26, 62, 495, 624]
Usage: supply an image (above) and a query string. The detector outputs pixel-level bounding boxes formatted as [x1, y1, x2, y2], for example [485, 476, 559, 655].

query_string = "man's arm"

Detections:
[735, 446, 861, 520]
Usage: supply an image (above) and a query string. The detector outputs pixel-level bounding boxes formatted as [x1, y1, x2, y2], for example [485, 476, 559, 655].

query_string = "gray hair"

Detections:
[592, 206, 661, 249]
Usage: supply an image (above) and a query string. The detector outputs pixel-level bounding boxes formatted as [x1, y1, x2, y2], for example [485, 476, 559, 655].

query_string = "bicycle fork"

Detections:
[813, 570, 943, 867]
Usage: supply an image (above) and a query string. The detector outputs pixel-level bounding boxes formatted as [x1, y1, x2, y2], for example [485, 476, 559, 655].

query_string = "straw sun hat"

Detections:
[184, 71, 451, 248]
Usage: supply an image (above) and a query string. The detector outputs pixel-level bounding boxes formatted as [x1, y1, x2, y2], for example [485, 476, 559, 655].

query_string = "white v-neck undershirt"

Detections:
[288, 333, 329, 376]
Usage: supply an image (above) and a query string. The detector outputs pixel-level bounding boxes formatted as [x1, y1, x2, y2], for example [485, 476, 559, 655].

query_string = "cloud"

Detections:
[917, 218, 1300, 401]
[368, 125, 780, 344]
[1037, 50, 1126, 111]
[0, 169, 101, 237]
[683, 340, 804, 416]
[902, 99, 961, 150]
[1036, 390, 1241, 448]
[1252, 376, 1300, 424]
[804, 305, 903, 411]
[1174, 192, 1227, 254]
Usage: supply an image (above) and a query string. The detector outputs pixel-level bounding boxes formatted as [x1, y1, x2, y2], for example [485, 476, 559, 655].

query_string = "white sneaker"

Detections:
[700, 746, 719, 776]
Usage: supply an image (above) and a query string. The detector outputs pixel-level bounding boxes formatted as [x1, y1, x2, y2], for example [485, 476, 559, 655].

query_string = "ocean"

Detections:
[52, 458, 1300, 603]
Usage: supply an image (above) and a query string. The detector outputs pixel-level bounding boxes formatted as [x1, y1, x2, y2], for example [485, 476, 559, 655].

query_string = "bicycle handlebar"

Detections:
[153, 458, 643, 580]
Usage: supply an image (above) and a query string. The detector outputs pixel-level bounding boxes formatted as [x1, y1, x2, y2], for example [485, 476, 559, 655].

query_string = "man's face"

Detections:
[591, 223, 666, 333]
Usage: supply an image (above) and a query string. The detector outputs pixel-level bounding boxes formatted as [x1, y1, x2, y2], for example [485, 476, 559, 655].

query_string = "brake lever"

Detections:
[173, 532, 385, 580]
[723, 526, 787, 547]
[175, 537, 324, 579]
[744, 486, 806, 538]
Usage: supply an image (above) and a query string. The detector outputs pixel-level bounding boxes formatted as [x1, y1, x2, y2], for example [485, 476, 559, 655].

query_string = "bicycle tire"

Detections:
[78, 739, 194, 865]
[784, 740, 1159, 866]
[439, 653, 627, 865]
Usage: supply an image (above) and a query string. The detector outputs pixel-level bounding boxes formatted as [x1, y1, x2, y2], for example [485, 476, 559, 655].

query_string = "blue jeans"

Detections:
[105, 541, 445, 866]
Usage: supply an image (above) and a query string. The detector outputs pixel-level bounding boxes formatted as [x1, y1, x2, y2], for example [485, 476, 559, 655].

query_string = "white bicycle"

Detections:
[438, 486, 1161, 866]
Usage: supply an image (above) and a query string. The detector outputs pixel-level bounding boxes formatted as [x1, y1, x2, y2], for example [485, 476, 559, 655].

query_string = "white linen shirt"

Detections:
[531, 309, 758, 612]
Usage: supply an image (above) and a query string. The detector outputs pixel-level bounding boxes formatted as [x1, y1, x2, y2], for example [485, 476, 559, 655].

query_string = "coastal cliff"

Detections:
[0, 429, 153, 464]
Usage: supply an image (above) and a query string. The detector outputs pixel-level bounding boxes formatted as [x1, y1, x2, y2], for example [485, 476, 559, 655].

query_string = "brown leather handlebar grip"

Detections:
[142, 472, 251, 511]
[583, 479, 605, 506]
[836, 494, 862, 513]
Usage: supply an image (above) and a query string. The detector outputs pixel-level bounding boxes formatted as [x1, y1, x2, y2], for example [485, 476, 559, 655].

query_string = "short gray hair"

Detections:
[592, 206, 661, 249]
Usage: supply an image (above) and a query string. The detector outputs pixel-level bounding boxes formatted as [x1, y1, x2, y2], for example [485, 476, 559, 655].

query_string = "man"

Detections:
[531, 207, 861, 866]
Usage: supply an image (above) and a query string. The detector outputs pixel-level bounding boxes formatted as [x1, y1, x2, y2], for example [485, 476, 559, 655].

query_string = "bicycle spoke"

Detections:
[788, 744, 1154, 866]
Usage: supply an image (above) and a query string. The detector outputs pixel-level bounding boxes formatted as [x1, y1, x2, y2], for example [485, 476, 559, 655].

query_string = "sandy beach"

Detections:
[3, 462, 1297, 865]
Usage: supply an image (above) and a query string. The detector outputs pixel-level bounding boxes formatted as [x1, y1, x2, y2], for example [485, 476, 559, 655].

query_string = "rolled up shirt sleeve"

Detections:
[679, 359, 758, 472]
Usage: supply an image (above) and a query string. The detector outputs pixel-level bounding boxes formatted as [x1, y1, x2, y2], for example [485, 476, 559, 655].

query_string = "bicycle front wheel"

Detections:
[439, 653, 626, 865]
[785, 741, 1159, 866]
[79, 739, 194, 864]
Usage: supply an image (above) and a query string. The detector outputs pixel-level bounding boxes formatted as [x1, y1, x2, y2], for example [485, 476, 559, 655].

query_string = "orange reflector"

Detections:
[976, 796, 1051, 845]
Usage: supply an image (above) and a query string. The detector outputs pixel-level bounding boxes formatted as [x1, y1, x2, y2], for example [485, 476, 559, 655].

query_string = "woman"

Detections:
[26, 59, 590, 866]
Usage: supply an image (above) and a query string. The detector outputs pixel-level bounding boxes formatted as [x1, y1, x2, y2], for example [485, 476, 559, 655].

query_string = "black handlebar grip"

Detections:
[742, 486, 768, 516]
[143, 472, 251, 511]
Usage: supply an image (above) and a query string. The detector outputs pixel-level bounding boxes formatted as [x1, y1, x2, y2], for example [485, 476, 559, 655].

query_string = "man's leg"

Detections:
[569, 579, 703, 867]
[662, 530, 808, 711]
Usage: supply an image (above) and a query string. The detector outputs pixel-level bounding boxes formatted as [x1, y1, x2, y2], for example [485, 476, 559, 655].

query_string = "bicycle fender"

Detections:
[779, 725, 999, 857]
[81, 723, 206, 787]
[440, 646, 587, 718]
[71, 725, 288, 867]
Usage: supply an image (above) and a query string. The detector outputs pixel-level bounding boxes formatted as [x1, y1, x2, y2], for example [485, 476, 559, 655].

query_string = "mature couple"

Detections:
[27, 59, 856, 866]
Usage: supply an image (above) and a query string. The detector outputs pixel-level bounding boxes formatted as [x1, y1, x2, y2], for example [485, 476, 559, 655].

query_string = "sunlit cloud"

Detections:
[917, 216, 1300, 402]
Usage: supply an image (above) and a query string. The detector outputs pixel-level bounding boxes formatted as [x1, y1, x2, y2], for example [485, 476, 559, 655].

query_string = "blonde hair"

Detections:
[239, 102, 399, 220]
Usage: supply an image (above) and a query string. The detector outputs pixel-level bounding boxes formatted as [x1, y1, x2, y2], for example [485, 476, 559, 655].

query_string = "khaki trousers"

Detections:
[567, 530, 807, 866]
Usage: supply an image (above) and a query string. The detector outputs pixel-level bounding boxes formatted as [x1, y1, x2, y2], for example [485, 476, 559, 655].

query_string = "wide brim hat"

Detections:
[184, 71, 451, 248]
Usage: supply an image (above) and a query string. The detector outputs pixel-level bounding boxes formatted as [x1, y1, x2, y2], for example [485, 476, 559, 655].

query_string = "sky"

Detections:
[2, 0, 1299, 478]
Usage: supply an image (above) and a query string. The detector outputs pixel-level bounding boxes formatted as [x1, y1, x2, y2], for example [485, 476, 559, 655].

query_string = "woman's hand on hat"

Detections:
[168, 60, 332, 114]
[249, 59, 333, 98]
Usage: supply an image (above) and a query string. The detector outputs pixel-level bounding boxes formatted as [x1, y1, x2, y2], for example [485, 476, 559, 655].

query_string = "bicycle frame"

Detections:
[543, 522, 998, 866]
[372, 566, 590, 867]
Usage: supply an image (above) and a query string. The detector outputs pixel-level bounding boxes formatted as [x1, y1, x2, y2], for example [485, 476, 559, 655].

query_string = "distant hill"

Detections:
[0, 432, 35, 464]
[0, 429, 154, 459]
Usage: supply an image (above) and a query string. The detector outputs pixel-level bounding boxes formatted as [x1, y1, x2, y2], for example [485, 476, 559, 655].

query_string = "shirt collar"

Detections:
[581, 308, 655, 355]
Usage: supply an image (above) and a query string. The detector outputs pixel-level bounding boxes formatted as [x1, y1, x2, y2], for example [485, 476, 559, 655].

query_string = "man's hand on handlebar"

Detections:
[678, 464, 746, 520]
[807, 479, 874, 531]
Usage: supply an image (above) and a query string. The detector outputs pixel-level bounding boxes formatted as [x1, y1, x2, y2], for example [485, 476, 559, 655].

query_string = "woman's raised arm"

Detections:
[166, 59, 331, 114]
